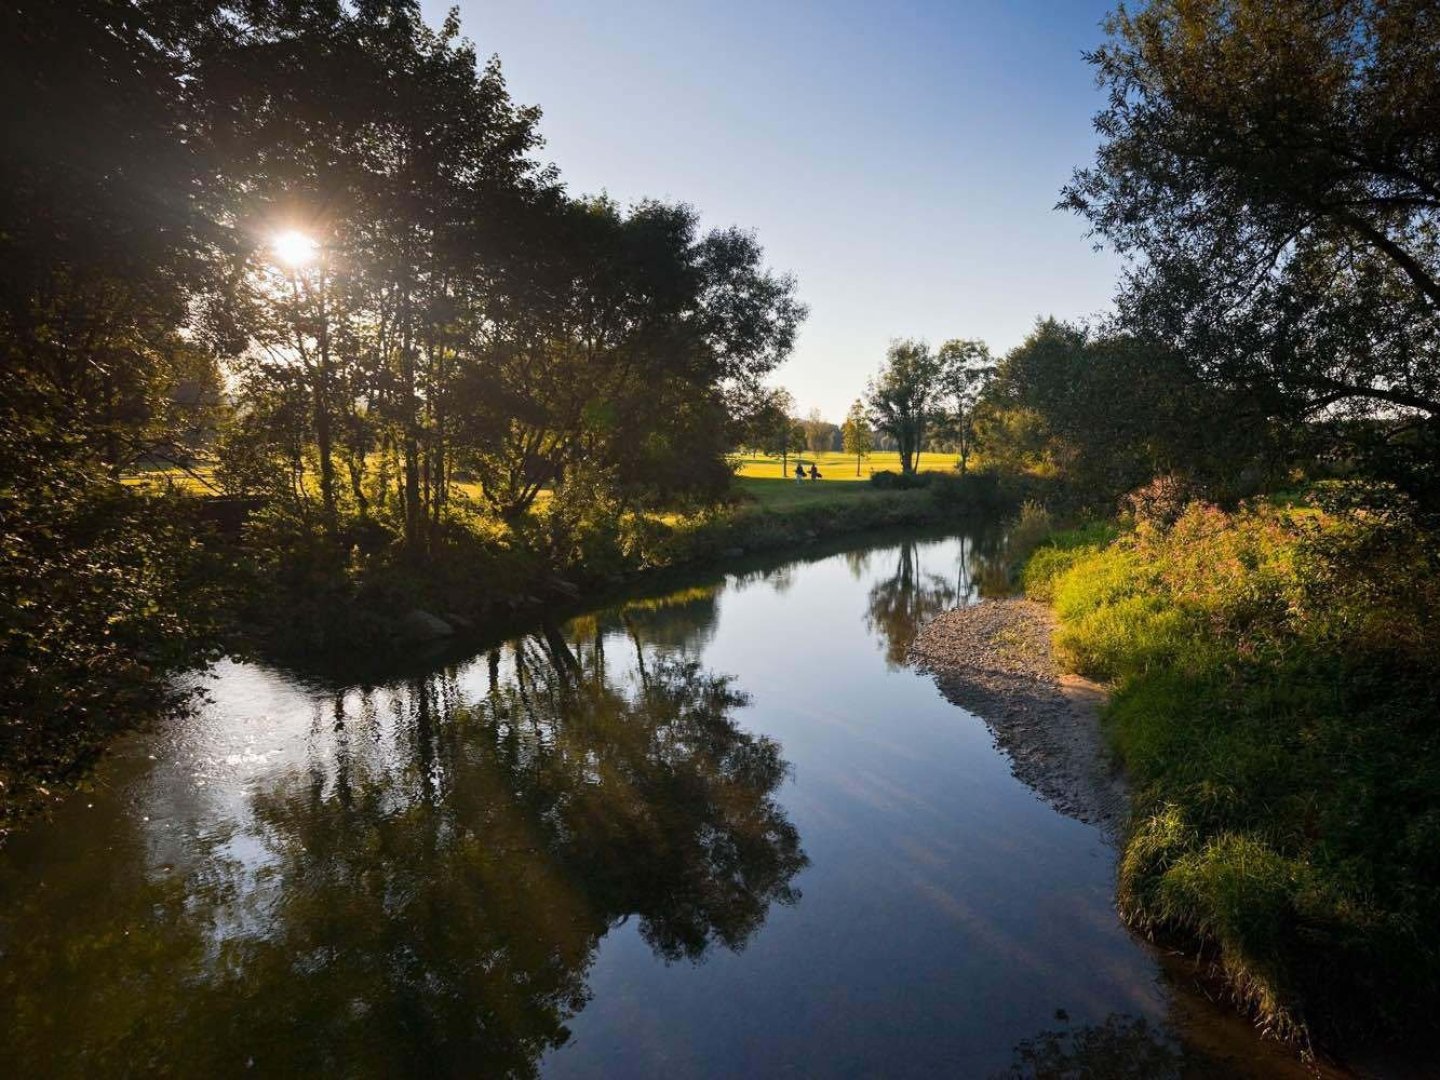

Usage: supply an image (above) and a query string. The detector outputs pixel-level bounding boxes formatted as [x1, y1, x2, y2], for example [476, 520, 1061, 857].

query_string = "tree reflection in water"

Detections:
[0, 609, 806, 1077]
[995, 1014, 1190, 1079]
[862, 533, 1013, 668]
[865, 539, 962, 668]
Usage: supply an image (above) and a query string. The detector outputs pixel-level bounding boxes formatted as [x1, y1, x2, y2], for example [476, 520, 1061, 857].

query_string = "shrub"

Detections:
[1024, 498, 1440, 1047]
[1006, 500, 1053, 561]
[542, 464, 625, 577]
[927, 469, 1005, 512]
[1121, 474, 1197, 528]
[1019, 520, 1120, 601]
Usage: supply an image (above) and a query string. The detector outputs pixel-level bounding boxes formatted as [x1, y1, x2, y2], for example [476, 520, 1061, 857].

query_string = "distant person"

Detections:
[809, 463, 821, 481]
[794, 462, 805, 484]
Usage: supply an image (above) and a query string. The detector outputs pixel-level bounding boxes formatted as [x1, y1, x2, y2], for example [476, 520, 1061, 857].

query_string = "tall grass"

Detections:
[1025, 502, 1440, 1050]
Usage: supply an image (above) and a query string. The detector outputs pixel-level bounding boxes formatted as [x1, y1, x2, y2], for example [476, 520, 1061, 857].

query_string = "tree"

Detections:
[866, 339, 941, 475]
[0, 0, 228, 806]
[841, 399, 873, 476]
[982, 317, 1278, 501]
[802, 408, 835, 457]
[936, 338, 993, 475]
[740, 387, 798, 475]
[786, 420, 808, 471]
[1063, 0, 1440, 505]
[1, 0, 810, 810]
[459, 198, 803, 518]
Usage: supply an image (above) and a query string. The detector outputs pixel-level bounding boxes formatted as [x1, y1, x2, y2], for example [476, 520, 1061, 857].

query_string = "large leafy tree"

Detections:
[867, 339, 942, 475]
[204, 1, 555, 545]
[460, 199, 804, 517]
[1064, 0, 1440, 502]
[936, 338, 993, 475]
[1, 0, 230, 819]
[1, 0, 807, 811]
[983, 318, 1279, 501]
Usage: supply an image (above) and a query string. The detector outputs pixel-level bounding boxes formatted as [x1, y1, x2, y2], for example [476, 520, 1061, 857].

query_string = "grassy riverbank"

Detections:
[238, 471, 1009, 656]
[1021, 498, 1440, 1050]
[1, 469, 1015, 838]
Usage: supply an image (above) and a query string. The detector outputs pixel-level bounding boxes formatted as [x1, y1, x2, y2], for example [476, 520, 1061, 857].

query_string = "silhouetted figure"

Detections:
[809, 464, 821, 481]
[794, 463, 806, 484]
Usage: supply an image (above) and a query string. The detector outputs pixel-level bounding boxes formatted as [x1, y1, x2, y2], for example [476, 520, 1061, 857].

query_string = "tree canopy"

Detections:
[0, 0, 805, 818]
[1064, 0, 1440, 504]
[867, 340, 942, 475]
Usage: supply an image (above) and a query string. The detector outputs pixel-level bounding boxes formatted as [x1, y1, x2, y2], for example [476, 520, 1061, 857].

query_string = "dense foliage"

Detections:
[1063, 0, 1440, 510]
[1024, 497, 1440, 1046]
[0, 0, 804, 827]
[970, 2, 1440, 1051]
[978, 319, 1282, 504]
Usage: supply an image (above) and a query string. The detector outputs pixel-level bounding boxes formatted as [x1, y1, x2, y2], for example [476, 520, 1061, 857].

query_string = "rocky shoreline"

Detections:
[910, 598, 1128, 841]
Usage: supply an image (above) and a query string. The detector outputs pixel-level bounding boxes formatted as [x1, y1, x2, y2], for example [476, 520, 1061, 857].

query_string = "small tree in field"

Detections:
[937, 338, 994, 475]
[786, 420, 807, 472]
[803, 408, 833, 458]
[745, 387, 799, 475]
[765, 415, 805, 476]
[867, 339, 941, 475]
[842, 399, 873, 476]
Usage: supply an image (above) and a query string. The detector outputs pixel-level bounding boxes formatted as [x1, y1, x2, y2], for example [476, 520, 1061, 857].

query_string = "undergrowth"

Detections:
[1023, 499, 1440, 1050]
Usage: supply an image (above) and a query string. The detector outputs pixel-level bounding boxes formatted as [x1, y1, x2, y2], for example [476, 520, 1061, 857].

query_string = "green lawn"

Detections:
[732, 451, 963, 481]
[120, 461, 220, 494]
[122, 451, 956, 515]
[732, 474, 907, 512]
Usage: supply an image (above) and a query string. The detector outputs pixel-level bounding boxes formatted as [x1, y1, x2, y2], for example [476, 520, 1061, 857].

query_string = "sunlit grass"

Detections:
[122, 451, 961, 528]
[125, 454, 956, 511]
[120, 463, 219, 494]
[732, 450, 965, 480]
[733, 474, 904, 512]
[1024, 502, 1440, 1042]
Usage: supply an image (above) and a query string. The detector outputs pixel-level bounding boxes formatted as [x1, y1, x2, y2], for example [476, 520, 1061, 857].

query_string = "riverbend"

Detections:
[0, 530, 1326, 1077]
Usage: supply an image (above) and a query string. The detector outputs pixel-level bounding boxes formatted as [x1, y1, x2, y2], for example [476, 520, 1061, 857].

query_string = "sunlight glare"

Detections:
[272, 229, 319, 269]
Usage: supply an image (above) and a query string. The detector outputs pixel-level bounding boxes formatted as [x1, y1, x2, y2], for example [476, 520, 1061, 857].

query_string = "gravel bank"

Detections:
[910, 598, 1128, 841]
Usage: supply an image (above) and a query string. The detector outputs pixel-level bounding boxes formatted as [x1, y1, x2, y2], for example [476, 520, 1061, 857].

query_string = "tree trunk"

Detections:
[313, 273, 338, 537]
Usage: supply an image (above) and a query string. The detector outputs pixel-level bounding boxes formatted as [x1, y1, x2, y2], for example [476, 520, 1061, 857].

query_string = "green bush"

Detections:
[927, 469, 1005, 512]
[1026, 500, 1440, 1047]
[869, 469, 930, 490]
[0, 451, 226, 831]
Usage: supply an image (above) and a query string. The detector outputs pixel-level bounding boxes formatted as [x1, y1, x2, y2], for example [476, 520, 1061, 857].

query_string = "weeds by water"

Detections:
[1023, 498, 1440, 1049]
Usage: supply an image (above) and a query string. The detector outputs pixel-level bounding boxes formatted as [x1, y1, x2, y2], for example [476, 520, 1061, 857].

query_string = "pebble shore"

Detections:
[910, 598, 1128, 840]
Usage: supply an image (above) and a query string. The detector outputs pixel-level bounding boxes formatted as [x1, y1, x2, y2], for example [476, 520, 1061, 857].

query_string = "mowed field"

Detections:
[122, 451, 961, 515]
[731, 452, 961, 511]
[732, 451, 961, 481]
[122, 461, 495, 505]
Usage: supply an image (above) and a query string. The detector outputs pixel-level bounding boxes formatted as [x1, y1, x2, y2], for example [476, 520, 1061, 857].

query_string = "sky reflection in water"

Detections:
[0, 531, 1311, 1077]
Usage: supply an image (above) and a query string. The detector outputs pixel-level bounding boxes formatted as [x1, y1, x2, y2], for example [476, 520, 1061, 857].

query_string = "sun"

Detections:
[271, 229, 319, 269]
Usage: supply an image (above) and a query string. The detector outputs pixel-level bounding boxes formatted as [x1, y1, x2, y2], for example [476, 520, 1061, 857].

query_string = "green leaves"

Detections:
[1067, 0, 1440, 504]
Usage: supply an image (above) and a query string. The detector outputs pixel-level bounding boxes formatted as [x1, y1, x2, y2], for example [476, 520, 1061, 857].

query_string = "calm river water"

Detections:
[0, 530, 1324, 1077]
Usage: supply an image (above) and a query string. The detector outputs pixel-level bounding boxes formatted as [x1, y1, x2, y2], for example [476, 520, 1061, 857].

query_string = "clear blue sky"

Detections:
[423, 0, 1123, 421]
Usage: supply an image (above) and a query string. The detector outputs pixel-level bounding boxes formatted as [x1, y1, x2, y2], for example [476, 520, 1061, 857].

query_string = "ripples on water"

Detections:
[0, 531, 1321, 1077]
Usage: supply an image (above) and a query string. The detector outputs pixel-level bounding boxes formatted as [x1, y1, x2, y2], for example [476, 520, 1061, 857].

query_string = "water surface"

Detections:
[0, 530, 1317, 1076]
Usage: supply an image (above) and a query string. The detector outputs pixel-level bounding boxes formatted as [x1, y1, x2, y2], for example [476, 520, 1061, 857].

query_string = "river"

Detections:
[0, 529, 1324, 1077]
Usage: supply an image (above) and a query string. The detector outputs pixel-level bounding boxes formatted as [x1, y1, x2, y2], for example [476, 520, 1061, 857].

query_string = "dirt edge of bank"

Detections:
[910, 598, 1128, 841]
